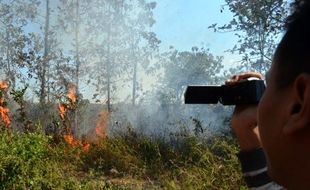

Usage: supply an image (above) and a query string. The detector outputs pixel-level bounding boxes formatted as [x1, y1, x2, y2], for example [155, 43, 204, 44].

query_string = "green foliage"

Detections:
[158, 47, 224, 104]
[0, 132, 57, 189]
[10, 86, 32, 131]
[0, 0, 40, 88]
[83, 137, 145, 177]
[210, 0, 289, 72]
[0, 125, 246, 189]
[82, 127, 245, 189]
[0, 131, 124, 189]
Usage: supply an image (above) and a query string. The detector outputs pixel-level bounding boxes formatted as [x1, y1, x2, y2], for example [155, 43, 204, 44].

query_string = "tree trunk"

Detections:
[107, 35, 111, 112]
[75, 0, 80, 90]
[41, 0, 50, 105]
[130, 30, 140, 106]
[106, 5, 112, 112]
[74, 0, 80, 136]
[132, 60, 137, 106]
[131, 38, 138, 106]
[5, 27, 15, 89]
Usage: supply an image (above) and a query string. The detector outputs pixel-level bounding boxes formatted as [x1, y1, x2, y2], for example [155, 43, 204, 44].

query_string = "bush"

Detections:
[82, 128, 245, 189]
[0, 126, 246, 189]
[0, 132, 90, 189]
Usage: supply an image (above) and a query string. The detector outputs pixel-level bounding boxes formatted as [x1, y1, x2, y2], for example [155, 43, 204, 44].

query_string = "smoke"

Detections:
[108, 91, 233, 140]
[0, 0, 235, 140]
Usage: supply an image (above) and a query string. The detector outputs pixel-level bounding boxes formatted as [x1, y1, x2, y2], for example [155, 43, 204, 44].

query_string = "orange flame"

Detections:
[82, 143, 90, 151]
[0, 80, 10, 127]
[67, 85, 77, 104]
[0, 107, 11, 126]
[64, 134, 75, 145]
[95, 111, 110, 138]
[0, 81, 8, 90]
[58, 103, 67, 120]
[58, 85, 77, 121]
[64, 133, 90, 151]
[0, 97, 4, 105]
[59, 84, 89, 151]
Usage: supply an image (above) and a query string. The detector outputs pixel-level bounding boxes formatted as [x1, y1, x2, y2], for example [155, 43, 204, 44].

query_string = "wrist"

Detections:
[233, 127, 261, 151]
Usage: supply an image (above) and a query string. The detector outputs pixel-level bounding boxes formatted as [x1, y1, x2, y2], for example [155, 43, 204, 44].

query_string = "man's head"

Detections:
[258, 0, 310, 188]
[275, 0, 310, 88]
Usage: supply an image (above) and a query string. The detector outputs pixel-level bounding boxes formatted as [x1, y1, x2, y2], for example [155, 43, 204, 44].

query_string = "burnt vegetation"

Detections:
[0, 0, 288, 189]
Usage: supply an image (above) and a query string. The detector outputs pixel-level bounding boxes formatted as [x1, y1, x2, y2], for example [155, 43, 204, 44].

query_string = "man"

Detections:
[228, 0, 310, 189]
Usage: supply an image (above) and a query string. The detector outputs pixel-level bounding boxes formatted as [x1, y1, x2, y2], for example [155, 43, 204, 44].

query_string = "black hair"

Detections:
[274, 0, 310, 88]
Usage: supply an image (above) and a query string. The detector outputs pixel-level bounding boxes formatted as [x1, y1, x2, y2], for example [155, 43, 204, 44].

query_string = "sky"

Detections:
[152, 0, 241, 66]
[117, 0, 243, 102]
[12, 0, 243, 102]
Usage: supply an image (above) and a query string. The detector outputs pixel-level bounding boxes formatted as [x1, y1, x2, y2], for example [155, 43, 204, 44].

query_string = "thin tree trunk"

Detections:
[107, 35, 111, 112]
[132, 60, 137, 106]
[131, 38, 137, 106]
[5, 27, 14, 88]
[74, 0, 80, 136]
[41, 0, 50, 105]
[106, 5, 112, 112]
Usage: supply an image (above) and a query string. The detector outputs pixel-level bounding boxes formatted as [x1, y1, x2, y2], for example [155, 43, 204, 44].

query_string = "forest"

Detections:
[0, 0, 288, 189]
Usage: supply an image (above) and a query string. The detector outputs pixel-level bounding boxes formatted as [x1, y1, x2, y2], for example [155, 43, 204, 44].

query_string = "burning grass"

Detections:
[0, 124, 246, 190]
[57, 85, 92, 152]
[0, 80, 11, 128]
[0, 82, 246, 189]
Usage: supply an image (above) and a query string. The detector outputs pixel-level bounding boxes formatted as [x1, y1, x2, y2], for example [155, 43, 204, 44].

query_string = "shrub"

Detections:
[82, 127, 245, 189]
[0, 132, 85, 189]
[0, 126, 246, 189]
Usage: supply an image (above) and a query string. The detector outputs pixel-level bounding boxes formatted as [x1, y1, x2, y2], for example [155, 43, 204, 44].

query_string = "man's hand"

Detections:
[226, 72, 263, 151]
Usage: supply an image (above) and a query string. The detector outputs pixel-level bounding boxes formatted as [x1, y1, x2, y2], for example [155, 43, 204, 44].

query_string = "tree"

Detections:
[40, 0, 50, 105]
[11, 0, 77, 129]
[209, 0, 289, 72]
[80, 0, 127, 112]
[123, 1, 160, 106]
[81, 0, 160, 111]
[58, 0, 89, 95]
[140, 47, 227, 134]
[58, 0, 90, 136]
[158, 47, 224, 104]
[0, 0, 40, 88]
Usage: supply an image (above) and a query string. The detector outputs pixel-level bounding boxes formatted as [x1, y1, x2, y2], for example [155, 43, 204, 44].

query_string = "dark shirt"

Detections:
[237, 148, 284, 190]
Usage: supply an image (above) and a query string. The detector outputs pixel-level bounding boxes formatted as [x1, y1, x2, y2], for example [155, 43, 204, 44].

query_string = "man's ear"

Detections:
[284, 74, 310, 135]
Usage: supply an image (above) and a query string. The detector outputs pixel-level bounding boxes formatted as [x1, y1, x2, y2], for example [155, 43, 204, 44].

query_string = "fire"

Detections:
[58, 84, 90, 151]
[82, 143, 90, 151]
[0, 107, 11, 126]
[58, 85, 77, 121]
[0, 80, 10, 128]
[58, 103, 67, 120]
[64, 133, 90, 151]
[95, 111, 110, 138]
[0, 81, 8, 90]
[64, 134, 75, 145]
[67, 85, 77, 104]
[58, 85, 76, 121]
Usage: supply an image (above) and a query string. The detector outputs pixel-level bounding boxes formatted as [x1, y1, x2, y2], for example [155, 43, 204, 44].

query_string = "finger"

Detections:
[225, 79, 237, 85]
[237, 72, 263, 80]
[225, 76, 240, 85]
[225, 72, 263, 85]
[232, 75, 238, 80]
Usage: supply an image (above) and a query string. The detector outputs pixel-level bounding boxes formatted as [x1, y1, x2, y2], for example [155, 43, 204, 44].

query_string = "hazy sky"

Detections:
[119, 0, 242, 101]
[152, 0, 241, 66]
[21, 0, 242, 101]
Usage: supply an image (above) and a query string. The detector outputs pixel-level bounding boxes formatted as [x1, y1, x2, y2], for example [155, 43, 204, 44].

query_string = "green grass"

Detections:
[0, 127, 247, 190]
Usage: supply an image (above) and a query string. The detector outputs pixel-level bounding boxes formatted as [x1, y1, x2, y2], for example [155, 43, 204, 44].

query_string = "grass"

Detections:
[0, 126, 247, 190]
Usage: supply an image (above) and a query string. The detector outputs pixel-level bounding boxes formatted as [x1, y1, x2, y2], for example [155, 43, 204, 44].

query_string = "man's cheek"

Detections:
[258, 93, 268, 125]
[257, 92, 271, 139]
